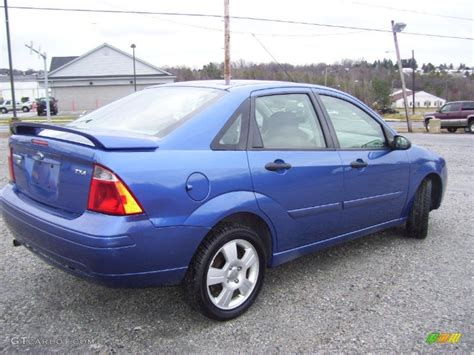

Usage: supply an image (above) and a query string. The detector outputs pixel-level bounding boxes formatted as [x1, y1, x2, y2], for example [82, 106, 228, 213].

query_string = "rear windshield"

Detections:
[68, 86, 224, 137]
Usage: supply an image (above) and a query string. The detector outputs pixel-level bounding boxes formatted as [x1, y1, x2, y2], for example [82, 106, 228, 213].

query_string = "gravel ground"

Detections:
[0, 133, 472, 353]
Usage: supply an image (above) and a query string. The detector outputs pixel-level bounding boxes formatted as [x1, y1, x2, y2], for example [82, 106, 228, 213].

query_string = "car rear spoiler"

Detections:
[11, 122, 160, 150]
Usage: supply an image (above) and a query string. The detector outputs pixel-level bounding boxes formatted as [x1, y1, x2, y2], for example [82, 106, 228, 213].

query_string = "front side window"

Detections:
[320, 95, 386, 149]
[440, 104, 451, 112]
[69, 87, 224, 137]
[450, 103, 462, 111]
[254, 94, 326, 149]
[440, 103, 461, 113]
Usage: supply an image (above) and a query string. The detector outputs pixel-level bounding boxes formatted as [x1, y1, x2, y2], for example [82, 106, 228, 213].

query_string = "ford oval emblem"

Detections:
[32, 152, 45, 161]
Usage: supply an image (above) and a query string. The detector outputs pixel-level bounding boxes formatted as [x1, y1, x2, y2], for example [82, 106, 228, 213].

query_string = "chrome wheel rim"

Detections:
[206, 239, 259, 310]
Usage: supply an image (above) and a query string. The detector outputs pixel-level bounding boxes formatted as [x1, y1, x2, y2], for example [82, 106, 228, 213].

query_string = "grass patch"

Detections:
[382, 107, 437, 121]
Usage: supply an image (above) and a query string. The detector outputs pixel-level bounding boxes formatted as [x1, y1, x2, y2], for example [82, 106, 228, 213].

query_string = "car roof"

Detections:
[148, 79, 335, 93]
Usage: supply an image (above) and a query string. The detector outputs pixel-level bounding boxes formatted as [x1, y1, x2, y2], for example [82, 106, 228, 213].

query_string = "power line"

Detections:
[98, 0, 364, 38]
[101, 4, 362, 38]
[251, 34, 295, 81]
[352, 1, 474, 22]
[2, 5, 473, 41]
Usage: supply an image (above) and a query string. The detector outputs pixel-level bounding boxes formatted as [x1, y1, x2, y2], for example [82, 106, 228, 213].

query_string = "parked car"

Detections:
[0, 99, 32, 113]
[424, 101, 474, 133]
[36, 97, 58, 116]
[378, 106, 399, 115]
[1, 81, 447, 320]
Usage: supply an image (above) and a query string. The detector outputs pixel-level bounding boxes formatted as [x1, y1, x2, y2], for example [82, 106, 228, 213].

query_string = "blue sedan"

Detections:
[0, 80, 447, 320]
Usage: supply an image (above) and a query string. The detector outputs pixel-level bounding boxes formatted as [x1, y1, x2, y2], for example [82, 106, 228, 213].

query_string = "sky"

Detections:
[1, 0, 473, 71]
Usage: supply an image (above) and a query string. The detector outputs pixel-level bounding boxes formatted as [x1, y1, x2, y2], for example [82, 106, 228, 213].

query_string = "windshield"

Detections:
[68, 86, 224, 137]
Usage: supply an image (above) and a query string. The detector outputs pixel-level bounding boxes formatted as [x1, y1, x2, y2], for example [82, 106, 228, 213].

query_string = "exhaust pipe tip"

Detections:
[13, 239, 22, 247]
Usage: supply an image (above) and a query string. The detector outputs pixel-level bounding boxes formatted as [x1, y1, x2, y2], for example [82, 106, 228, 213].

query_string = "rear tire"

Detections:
[184, 223, 266, 321]
[22, 107, 30, 113]
[447, 127, 457, 133]
[1, 108, 7, 114]
[406, 179, 432, 239]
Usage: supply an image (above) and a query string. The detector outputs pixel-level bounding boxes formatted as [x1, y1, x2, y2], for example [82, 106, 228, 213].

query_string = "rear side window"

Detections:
[450, 103, 462, 111]
[69, 87, 223, 137]
[462, 102, 474, 110]
[254, 94, 326, 149]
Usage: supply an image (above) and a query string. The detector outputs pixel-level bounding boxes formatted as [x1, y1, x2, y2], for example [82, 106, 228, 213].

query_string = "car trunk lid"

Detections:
[9, 123, 158, 215]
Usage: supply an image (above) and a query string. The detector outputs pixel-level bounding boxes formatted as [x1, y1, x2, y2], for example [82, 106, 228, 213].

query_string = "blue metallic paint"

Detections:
[0, 80, 447, 287]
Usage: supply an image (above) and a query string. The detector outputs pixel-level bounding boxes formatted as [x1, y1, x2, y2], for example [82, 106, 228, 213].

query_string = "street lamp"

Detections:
[25, 42, 51, 123]
[130, 44, 137, 92]
[392, 22, 406, 33]
[391, 20, 412, 132]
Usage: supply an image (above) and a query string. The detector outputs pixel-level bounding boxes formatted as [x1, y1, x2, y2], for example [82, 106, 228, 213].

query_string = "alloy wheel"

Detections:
[206, 239, 259, 310]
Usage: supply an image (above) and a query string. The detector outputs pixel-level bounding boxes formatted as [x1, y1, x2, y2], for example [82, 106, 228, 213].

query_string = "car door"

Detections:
[447, 102, 463, 126]
[246, 89, 344, 252]
[317, 93, 410, 233]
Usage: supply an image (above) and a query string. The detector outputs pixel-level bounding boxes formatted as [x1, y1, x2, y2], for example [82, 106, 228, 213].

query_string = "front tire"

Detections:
[424, 119, 431, 132]
[406, 179, 432, 239]
[1, 108, 7, 114]
[184, 223, 266, 321]
[447, 127, 457, 133]
[22, 107, 30, 112]
[469, 120, 474, 134]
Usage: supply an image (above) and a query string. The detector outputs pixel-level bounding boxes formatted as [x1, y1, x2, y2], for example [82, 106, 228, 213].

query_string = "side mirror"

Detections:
[391, 135, 411, 150]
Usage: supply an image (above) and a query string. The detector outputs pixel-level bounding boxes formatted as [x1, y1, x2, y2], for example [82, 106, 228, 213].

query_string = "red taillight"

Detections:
[8, 147, 15, 183]
[87, 164, 143, 216]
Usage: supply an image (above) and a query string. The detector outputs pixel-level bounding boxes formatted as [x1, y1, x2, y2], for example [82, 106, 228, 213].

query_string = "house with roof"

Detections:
[390, 88, 413, 103]
[42, 43, 175, 112]
[390, 89, 445, 109]
[0, 74, 45, 101]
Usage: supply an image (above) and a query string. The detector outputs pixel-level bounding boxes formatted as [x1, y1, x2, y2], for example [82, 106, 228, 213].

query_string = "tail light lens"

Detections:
[87, 164, 143, 216]
[8, 147, 15, 183]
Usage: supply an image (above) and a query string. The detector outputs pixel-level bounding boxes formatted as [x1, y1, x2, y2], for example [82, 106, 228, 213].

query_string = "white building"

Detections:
[392, 90, 445, 108]
[41, 43, 175, 112]
[0, 75, 45, 101]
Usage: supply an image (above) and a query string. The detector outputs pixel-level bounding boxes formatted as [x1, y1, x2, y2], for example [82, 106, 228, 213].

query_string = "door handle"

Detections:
[350, 159, 368, 169]
[265, 161, 292, 172]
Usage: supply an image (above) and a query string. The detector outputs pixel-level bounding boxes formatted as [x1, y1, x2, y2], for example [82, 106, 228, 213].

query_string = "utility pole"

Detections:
[412, 49, 415, 115]
[391, 20, 412, 132]
[223, 0, 231, 85]
[4, 0, 17, 121]
[25, 42, 51, 122]
[131, 44, 137, 92]
[324, 66, 328, 86]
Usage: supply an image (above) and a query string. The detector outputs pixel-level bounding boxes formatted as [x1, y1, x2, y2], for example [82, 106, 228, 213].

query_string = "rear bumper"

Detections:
[0, 185, 209, 287]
